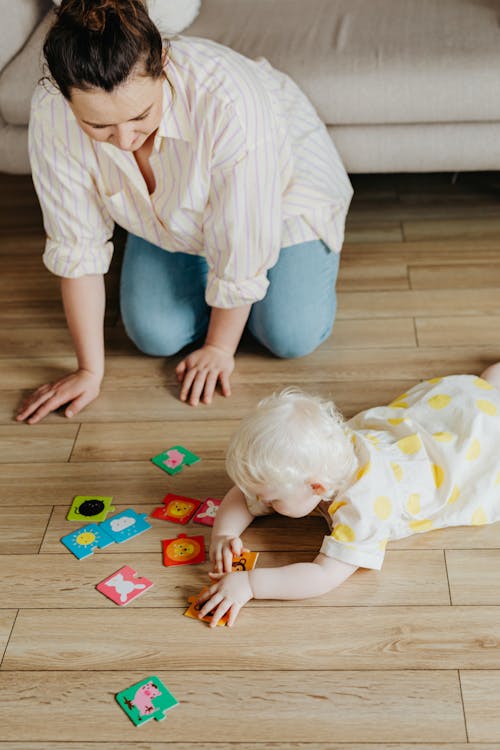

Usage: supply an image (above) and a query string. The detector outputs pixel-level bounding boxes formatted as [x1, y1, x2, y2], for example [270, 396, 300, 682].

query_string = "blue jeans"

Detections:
[120, 235, 340, 359]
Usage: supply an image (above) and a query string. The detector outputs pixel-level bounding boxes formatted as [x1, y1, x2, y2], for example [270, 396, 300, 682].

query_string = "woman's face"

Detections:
[68, 71, 164, 152]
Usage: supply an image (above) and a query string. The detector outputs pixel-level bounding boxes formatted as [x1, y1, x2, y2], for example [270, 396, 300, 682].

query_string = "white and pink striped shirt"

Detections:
[29, 36, 352, 307]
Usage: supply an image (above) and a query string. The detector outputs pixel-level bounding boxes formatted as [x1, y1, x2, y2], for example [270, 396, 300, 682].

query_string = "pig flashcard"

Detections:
[151, 445, 200, 475]
[162, 533, 206, 567]
[60, 524, 114, 560]
[192, 497, 221, 526]
[99, 509, 151, 544]
[151, 493, 201, 524]
[96, 565, 153, 606]
[116, 675, 178, 726]
[66, 495, 115, 522]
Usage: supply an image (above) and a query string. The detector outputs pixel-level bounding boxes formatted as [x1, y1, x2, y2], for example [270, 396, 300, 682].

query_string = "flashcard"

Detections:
[184, 588, 229, 627]
[193, 497, 221, 526]
[162, 533, 205, 567]
[231, 550, 259, 571]
[100, 509, 152, 544]
[151, 445, 200, 475]
[66, 495, 115, 522]
[151, 493, 201, 524]
[60, 524, 114, 560]
[116, 675, 178, 726]
[96, 565, 154, 606]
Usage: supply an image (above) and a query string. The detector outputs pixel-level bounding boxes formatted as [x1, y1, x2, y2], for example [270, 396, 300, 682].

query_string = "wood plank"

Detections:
[0, 550, 449, 609]
[409, 263, 500, 290]
[0, 424, 79, 463]
[446, 550, 500, 605]
[0, 325, 134, 359]
[337, 262, 409, 291]
[403, 217, 500, 242]
[0, 670, 465, 743]
[0, 460, 228, 506]
[331, 318, 416, 348]
[461, 671, 500, 743]
[0, 507, 52, 554]
[345, 223, 404, 243]
[0, 746, 494, 750]
[416, 315, 500, 347]
[0, 612, 17, 663]
[6, 606, 500, 672]
[343, 238, 500, 266]
[337, 288, 500, 319]
[0, 380, 415, 425]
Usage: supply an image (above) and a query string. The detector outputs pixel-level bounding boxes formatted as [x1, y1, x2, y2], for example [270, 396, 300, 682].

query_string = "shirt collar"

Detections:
[155, 63, 192, 145]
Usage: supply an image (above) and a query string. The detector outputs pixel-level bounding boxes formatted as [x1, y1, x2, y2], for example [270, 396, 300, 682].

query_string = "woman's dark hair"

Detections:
[43, 0, 166, 99]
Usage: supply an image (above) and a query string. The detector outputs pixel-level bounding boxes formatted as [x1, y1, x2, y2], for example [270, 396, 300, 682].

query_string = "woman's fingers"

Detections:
[202, 370, 218, 404]
[219, 370, 231, 397]
[179, 366, 198, 402]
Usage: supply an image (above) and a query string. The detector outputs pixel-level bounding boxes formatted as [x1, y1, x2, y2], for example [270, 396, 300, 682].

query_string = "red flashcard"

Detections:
[96, 565, 154, 606]
[151, 493, 201, 524]
[162, 533, 206, 567]
[192, 497, 222, 526]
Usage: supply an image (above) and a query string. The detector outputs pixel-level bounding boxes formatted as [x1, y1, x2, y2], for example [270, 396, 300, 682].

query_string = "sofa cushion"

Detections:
[187, 0, 500, 126]
[0, 0, 50, 72]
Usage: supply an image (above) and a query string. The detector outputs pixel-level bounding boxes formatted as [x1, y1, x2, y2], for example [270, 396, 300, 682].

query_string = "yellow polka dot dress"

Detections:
[320, 375, 500, 570]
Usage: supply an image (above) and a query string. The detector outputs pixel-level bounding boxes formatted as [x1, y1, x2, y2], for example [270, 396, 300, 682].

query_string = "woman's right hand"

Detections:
[15, 368, 103, 425]
[210, 534, 245, 574]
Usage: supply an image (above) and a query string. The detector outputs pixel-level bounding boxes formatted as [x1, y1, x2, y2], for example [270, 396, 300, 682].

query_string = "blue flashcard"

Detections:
[60, 524, 114, 560]
[100, 509, 152, 544]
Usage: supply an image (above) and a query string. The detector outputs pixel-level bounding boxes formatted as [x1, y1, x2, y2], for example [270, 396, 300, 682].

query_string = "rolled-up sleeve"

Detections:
[29, 91, 114, 278]
[203, 100, 284, 308]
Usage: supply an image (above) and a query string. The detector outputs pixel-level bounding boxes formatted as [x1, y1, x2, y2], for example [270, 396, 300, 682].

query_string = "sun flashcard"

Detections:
[231, 550, 259, 571]
[99, 509, 151, 544]
[151, 445, 200, 475]
[66, 495, 115, 523]
[192, 497, 221, 527]
[151, 493, 201, 524]
[116, 675, 178, 726]
[96, 565, 154, 606]
[60, 524, 114, 560]
[162, 533, 205, 567]
[184, 589, 229, 627]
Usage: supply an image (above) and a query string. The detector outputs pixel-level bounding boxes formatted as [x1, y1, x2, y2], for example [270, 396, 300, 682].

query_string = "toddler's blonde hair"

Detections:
[226, 388, 357, 498]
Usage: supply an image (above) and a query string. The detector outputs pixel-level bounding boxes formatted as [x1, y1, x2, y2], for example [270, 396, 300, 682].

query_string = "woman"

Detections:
[17, 0, 352, 424]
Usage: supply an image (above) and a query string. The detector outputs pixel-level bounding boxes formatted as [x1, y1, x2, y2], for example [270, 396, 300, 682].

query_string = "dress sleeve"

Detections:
[29, 91, 115, 278]
[319, 494, 388, 571]
[202, 99, 285, 308]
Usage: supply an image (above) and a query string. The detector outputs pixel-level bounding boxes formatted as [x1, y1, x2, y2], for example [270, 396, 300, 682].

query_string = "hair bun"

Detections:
[59, 0, 142, 35]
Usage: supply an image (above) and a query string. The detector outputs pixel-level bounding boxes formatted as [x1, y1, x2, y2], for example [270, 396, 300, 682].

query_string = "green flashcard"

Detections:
[151, 445, 200, 475]
[116, 675, 179, 726]
[66, 495, 115, 522]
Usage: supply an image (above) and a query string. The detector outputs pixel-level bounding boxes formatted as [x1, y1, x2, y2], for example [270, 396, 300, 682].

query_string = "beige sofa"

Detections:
[2, 0, 500, 174]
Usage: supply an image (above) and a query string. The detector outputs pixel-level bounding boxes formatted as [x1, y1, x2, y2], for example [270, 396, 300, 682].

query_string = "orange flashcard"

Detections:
[162, 533, 205, 566]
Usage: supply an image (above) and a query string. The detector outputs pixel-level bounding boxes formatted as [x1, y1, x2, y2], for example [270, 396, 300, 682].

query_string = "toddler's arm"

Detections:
[210, 485, 255, 573]
[197, 553, 357, 627]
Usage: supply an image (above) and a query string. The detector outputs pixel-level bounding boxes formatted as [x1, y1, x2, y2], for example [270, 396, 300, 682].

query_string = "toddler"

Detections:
[197, 371, 500, 626]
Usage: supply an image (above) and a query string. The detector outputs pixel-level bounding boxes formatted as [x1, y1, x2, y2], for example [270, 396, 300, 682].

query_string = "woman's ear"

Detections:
[310, 482, 326, 495]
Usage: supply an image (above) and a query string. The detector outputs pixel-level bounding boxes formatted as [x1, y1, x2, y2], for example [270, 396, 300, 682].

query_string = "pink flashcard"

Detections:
[192, 497, 222, 526]
[96, 565, 154, 606]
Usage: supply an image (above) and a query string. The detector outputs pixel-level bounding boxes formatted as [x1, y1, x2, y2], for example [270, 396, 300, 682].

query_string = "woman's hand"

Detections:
[197, 570, 253, 627]
[210, 534, 245, 573]
[175, 343, 234, 406]
[15, 368, 102, 424]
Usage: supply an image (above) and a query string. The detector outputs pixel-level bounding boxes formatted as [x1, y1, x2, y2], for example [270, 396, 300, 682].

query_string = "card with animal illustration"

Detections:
[192, 497, 221, 526]
[151, 493, 201, 524]
[162, 532, 206, 567]
[151, 445, 200, 475]
[96, 565, 153, 606]
[66, 495, 115, 522]
[116, 675, 178, 725]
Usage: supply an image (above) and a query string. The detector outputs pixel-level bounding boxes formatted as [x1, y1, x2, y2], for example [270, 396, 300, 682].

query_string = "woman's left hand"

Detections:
[175, 344, 234, 405]
[196, 571, 253, 627]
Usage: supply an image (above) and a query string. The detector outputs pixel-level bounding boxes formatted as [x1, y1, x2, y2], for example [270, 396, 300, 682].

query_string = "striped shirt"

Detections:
[29, 36, 353, 308]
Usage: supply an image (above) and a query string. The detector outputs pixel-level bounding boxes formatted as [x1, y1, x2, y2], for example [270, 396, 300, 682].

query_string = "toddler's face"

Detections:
[255, 483, 323, 518]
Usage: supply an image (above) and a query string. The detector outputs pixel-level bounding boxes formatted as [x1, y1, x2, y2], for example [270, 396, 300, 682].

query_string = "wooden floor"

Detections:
[2, 170, 500, 748]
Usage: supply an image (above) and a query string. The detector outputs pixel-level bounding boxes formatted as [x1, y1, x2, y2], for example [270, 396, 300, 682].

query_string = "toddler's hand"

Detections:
[210, 535, 244, 573]
[197, 570, 253, 627]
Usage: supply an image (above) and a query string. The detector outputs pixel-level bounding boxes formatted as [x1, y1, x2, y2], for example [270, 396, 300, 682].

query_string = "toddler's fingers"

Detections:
[227, 603, 241, 628]
[223, 546, 234, 572]
[198, 592, 224, 619]
[230, 538, 243, 557]
[209, 600, 231, 628]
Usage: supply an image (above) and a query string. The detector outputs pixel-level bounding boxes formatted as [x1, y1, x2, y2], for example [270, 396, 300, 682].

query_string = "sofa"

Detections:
[2, 0, 500, 174]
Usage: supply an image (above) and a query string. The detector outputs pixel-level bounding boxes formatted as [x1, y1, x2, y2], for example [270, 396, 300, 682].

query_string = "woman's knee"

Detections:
[259, 324, 333, 359]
